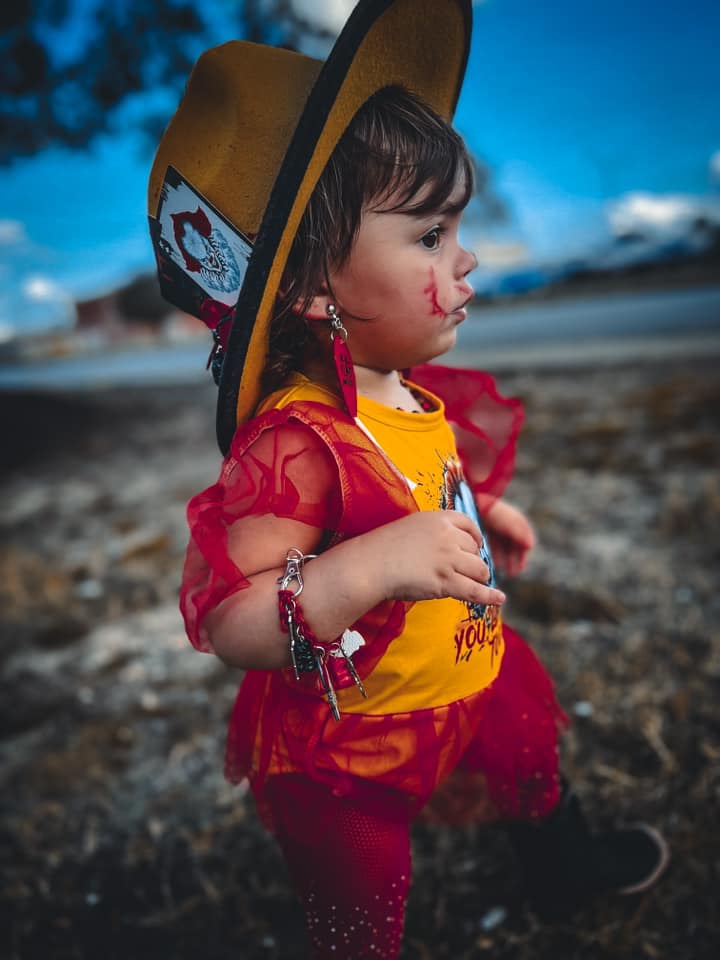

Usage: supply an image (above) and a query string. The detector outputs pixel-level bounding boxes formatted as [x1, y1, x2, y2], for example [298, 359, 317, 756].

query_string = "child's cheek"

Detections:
[422, 267, 448, 318]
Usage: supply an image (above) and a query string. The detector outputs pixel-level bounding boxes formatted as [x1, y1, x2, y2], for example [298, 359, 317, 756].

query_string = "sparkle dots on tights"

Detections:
[268, 778, 411, 959]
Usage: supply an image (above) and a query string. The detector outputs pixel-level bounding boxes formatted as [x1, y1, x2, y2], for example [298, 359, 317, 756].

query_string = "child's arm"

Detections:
[482, 498, 536, 576]
[204, 509, 506, 670]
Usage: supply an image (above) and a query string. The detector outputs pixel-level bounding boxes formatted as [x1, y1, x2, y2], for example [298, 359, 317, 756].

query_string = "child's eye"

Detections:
[420, 227, 443, 250]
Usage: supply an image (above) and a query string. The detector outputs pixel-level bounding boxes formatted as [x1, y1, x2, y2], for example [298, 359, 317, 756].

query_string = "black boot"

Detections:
[504, 784, 670, 922]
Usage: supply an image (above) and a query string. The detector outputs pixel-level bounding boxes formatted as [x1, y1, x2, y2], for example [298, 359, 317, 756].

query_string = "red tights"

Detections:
[263, 628, 567, 957]
[266, 776, 413, 959]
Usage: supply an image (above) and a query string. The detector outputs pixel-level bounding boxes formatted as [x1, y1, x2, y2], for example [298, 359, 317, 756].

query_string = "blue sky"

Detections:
[1, 0, 719, 338]
[463, 0, 719, 195]
[455, 0, 720, 261]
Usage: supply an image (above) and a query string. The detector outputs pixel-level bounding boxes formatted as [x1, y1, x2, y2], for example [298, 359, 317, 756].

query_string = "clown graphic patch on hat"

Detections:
[148, 165, 253, 319]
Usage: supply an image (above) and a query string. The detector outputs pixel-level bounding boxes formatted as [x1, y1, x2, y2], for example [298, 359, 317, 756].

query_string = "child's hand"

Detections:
[483, 499, 535, 576]
[375, 511, 506, 607]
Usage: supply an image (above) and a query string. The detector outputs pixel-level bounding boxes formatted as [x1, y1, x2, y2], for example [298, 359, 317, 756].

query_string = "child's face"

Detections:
[326, 177, 476, 371]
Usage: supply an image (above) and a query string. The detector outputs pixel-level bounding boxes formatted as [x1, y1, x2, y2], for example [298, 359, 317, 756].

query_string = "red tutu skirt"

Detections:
[226, 623, 568, 831]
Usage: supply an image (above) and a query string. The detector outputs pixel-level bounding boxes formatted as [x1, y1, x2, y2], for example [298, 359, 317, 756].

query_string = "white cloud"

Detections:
[289, 0, 355, 33]
[0, 274, 76, 337]
[23, 276, 69, 302]
[0, 220, 28, 246]
[607, 191, 720, 241]
[290, 0, 488, 34]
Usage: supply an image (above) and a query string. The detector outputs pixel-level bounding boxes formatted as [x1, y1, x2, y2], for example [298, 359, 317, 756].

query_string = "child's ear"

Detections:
[289, 290, 333, 322]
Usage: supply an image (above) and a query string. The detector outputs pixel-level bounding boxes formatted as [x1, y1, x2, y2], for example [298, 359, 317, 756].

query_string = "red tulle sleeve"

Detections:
[180, 411, 343, 652]
[409, 364, 524, 513]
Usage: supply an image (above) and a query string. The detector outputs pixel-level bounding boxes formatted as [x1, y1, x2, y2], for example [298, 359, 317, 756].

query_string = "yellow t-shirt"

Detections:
[257, 375, 504, 715]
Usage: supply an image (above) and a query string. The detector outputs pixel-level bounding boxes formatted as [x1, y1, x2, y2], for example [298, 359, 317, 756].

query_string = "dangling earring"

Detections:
[327, 303, 357, 418]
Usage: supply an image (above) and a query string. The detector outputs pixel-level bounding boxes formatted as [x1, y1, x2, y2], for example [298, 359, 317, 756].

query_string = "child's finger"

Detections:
[454, 551, 492, 586]
[457, 529, 488, 558]
[451, 575, 506, 606]
[445, 510, 484, 547]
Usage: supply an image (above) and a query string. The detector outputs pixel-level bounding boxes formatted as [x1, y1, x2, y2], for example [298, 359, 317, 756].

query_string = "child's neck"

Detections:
[353, 365, 423, 412]
[301, 358, 424, 412]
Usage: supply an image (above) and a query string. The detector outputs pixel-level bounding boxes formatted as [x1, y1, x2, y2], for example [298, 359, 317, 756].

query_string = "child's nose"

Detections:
[457, 245, 478, 279]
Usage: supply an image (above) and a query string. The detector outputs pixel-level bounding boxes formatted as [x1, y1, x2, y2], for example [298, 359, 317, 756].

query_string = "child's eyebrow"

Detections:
[437, 196, 469, 216]
[374, 182, 471, 219]
[404, 196, 469, 219]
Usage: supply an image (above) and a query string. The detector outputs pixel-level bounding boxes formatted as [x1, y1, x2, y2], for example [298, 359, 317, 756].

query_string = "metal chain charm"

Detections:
[278, 549, 318, 678]
[277, 548, 368, 719]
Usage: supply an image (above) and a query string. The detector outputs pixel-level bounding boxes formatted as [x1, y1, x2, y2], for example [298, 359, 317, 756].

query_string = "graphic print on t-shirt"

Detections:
[440, 457, 496, 612]
[440, 456, 502, 668]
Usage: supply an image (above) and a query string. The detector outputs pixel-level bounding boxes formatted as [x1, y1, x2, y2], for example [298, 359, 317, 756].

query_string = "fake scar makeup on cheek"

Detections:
[423, 268, 447, 317]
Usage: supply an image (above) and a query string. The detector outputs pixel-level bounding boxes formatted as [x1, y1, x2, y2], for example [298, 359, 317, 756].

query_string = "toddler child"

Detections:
[148, 2, 668, 956]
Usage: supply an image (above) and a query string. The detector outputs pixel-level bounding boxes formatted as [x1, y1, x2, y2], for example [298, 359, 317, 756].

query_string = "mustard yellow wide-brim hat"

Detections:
[148, 0, 472, 454]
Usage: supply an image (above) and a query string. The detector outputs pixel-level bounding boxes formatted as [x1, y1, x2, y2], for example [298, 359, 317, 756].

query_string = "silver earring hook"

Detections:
[327, 303, 348, 342]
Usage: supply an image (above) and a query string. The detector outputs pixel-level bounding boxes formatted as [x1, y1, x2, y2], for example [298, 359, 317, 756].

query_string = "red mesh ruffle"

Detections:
[227, 625, 568, 831]
[425, 624, 570, 824]
[409, 364, 524, 514]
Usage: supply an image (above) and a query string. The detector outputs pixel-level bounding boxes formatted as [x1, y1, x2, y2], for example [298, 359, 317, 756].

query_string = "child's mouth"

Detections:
[450, 295, 473, 322]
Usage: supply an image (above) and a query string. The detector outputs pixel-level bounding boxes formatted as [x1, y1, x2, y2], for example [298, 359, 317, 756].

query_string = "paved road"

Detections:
[448, 284, 720, 369]
[1, 285, 718, 390]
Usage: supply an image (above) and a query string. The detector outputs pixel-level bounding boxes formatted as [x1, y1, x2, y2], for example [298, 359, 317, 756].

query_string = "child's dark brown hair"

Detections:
[262, 84, 474, 395]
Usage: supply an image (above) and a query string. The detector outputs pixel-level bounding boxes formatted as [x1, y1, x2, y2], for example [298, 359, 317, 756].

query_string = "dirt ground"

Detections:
[1, 354, 718, 959]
